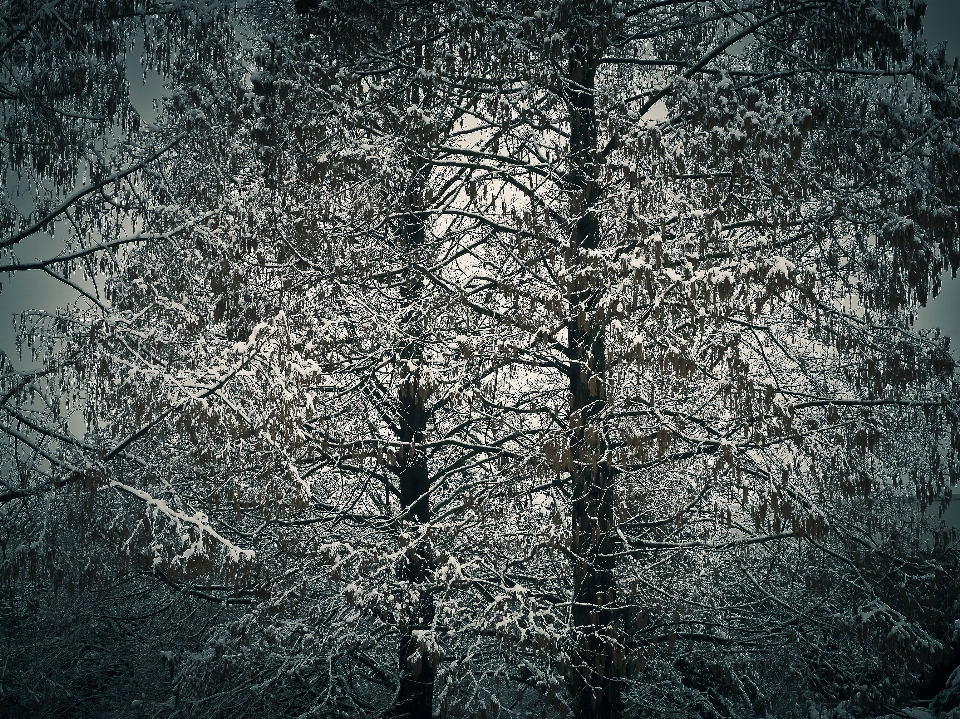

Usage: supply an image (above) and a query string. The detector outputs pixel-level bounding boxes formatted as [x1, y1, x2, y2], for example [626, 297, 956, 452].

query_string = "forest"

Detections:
[2, 0, 960, 717]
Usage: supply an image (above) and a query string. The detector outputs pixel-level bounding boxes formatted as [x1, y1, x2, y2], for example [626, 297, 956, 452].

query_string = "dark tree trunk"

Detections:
[394, 424, 435, 719]
[392, 156, 435, 718]
[565, 13, 622, 719]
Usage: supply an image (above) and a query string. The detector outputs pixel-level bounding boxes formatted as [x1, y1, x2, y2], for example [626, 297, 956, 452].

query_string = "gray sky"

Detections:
[921, 0, 960, 59]
[912, 0, 960, 349]
[1, 7, 959, 366]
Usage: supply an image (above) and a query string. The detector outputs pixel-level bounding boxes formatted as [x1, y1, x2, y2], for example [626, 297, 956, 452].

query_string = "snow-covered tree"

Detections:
[0, 2, 251, 714]
[4, 1, 960, 718]
[418, 1, 960, 717]
[0, 0, 240, 287]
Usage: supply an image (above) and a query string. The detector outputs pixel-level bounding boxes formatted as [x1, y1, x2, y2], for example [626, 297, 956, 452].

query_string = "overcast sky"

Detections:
[912, 1, 960, 350]
[1, 5, 959, 368]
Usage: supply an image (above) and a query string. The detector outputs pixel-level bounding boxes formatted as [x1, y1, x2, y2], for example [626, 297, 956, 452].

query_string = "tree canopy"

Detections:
[3, 1, 960, 718]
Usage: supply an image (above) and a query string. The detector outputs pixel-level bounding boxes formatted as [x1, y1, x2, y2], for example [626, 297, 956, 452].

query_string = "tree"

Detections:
[0, 1, 241, 292]
[4, 1, 960, 718]
[7, 2, 524, 716]
[428, 1, 960, 716]
[0, 2, 255, 715]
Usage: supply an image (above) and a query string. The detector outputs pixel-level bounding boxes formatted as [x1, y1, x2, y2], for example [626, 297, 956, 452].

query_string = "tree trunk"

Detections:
[392, 173, 435, 718]
[394, 409, 435, 719]
[566, 20, 622, 719]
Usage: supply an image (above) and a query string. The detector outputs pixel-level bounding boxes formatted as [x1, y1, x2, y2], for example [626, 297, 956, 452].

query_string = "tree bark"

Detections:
[566, 16, 622, 719]
[392, 148, 435, 719]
